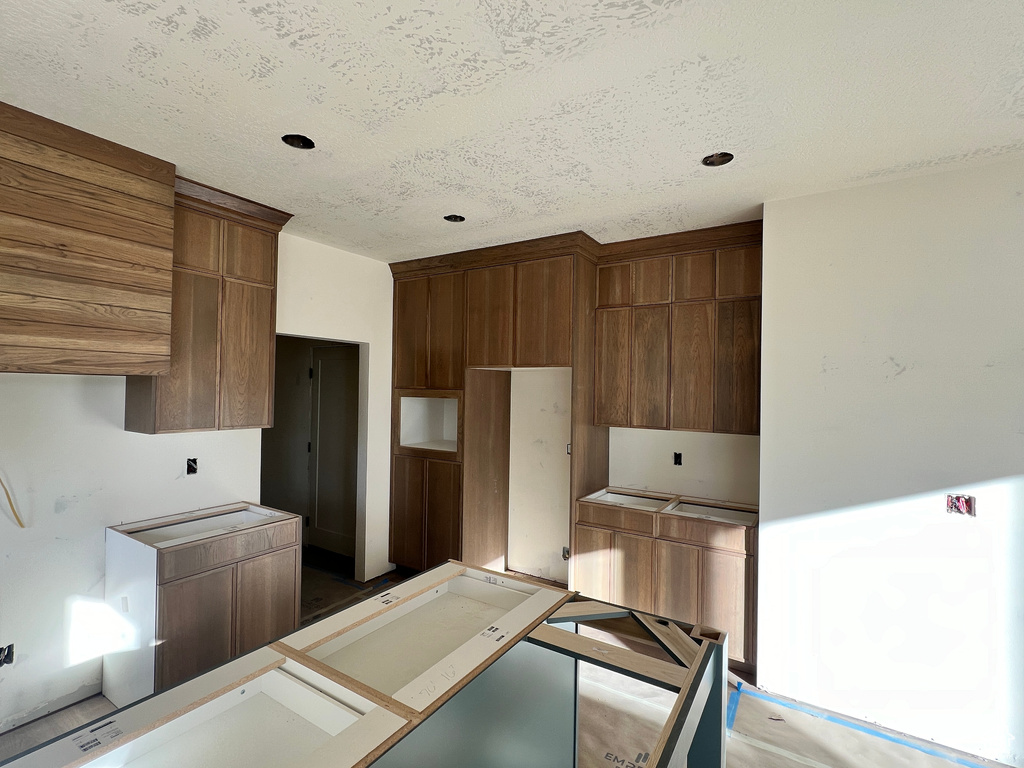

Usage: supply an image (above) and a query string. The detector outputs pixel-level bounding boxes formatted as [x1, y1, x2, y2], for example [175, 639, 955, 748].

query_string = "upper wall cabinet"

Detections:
[463, 256, 573, 368]
[394, 272, 466, 389]
[0, 101, 176, 375]
[515, 256, 573, 366]
[124, 179, 291, 433]
[594, 245, 761, 435]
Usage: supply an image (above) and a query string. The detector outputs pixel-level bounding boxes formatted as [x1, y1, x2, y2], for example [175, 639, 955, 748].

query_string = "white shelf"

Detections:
[399, 396, 458, 453]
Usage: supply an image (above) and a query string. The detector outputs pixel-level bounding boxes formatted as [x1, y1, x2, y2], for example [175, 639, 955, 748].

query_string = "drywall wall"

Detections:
[275, 233, 394, 582]
[508, 368, 572, 584]
[608, 429, 759, 504]
[759, 157, 1024, 766]
[0, 374, 260, 734]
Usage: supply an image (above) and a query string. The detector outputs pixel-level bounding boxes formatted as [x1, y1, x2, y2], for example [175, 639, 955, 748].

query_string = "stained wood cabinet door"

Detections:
[424, 460, 462, 568]
[673, 251, 715, 301]
[154, 270, 220, 431]
[235, 546, 299, 655]
[394, 277, 429, 388]
[597, 263, 631, 307]
[427, 273, 465, 389]
[219, 279, 274, 429]
[223, 221, 275, 286]
[632, 257, 671, 305]
[594, 307, 630, 426]
[156, 565, 234, 691]
[466, 265, 515, 367]
[173, 207, 220, 273]
[573, 525, 613, 602]
[700, 549, 750, 663]
[716, 246, 761, 298]
[515, 256, 572, 366]
[654, 540, 701, 625]
[611, 532, 654, 613]
[714, 298, 760, 434]
[670, 302, 715, 431]
[630, 305, 670, 428]
[390, 455, 426, 570]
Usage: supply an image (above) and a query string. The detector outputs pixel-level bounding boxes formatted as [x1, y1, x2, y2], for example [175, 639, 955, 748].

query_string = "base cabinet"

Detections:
[103, 503, 301, 707]
[573, 495, 756, 669]
[390, 455, 463, 571]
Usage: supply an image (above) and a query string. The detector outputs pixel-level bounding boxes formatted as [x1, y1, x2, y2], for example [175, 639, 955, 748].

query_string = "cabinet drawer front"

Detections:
[158, 519, 299, 583]
[577, 503, 655, 536]
[657, 514, 748, 553]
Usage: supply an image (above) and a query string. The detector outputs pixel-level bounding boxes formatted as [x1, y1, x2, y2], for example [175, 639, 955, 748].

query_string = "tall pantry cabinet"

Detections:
[388, 235, 606, 572]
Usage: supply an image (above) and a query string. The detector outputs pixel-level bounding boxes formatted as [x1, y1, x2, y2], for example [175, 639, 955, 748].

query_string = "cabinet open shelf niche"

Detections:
[399, 396, 458, 453]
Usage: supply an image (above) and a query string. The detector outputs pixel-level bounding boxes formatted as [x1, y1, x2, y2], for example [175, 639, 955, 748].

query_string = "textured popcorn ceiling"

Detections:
[2, 0, 1023, 261]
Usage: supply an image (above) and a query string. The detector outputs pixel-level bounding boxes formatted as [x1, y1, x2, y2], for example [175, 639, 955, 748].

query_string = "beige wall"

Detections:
[275, 233, 394, 582]
[0, 375, 260, 732]
[759, 157, 1024, 766]
[608, 429, 759, 504]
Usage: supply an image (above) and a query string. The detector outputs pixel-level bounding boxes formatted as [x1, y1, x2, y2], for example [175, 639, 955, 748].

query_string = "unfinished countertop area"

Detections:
[578, 487, 758, 527]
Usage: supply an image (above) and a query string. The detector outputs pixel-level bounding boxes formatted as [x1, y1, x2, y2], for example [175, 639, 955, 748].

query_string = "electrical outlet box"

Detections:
[186, 458, 198, 475]
[673, 452, 682, 466]
[946, 494, 975, 516]
[0, 643, 14, 667]
[562, 546, 570, 561]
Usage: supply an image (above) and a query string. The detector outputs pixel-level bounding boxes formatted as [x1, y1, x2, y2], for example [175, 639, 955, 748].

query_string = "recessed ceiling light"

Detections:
[443, 214, 466, 222]
[701, 152, 734, 167]
[281, 134, 315, 149]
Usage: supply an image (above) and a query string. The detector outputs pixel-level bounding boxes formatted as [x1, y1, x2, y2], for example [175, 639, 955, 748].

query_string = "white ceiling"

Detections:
[2, 1, 1023, 262]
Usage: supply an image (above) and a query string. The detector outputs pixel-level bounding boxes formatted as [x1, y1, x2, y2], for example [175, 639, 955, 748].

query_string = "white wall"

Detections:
[759, 158, 1024, 766]
[609, 430, 759, 505]
[507, 368, 573, 583]
[275, 233, 394, 583]
[0, 375, 260, 733]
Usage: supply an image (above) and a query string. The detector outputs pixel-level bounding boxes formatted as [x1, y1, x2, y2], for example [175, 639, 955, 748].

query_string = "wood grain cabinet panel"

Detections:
[394, 277, 429, 388]
[235, 546, 300, 655]
[515, 256, 572, 366]
[153, 270, 220, 432]
[0, 101, 174, 375]
[466, 265, 515, 367]
[125, 185, 289, 433]
[594, 307, 630, 426]
[597, 263, 631, 307]
[573, 525, 613, 603]
[577, 502, 655, 536]
[219, 280, 274, 429]
[670, 302, 715, 431]
[700, 549, 750, 663]
[172, 206, 221, 273]
[717, 246, 761, 298]
[427, 272, 465, 389]
[156, 565, 234, 692]
[673, 251, 715, 301]
[612, 532, 654, 613]
[424, 460, 462, 568]
[632, 257, 671, 305]
[390, 455, 426, 570]
[223, 220, 275, 285]
[630, 305, 670, 428]
[715, 298, 760, 435]
[654, 539, 701, 624]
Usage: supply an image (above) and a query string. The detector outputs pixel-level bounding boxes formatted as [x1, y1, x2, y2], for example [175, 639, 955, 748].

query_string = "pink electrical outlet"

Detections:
[946, 494, 975, 516]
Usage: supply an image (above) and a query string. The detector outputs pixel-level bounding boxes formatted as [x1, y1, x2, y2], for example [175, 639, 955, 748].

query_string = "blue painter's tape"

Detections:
[726, 690, 741, 731]
[736, 688, 991, 768]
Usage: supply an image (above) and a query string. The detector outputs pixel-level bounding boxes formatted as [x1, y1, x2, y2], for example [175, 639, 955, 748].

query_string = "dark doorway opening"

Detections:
[261, 335, 359, 581]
